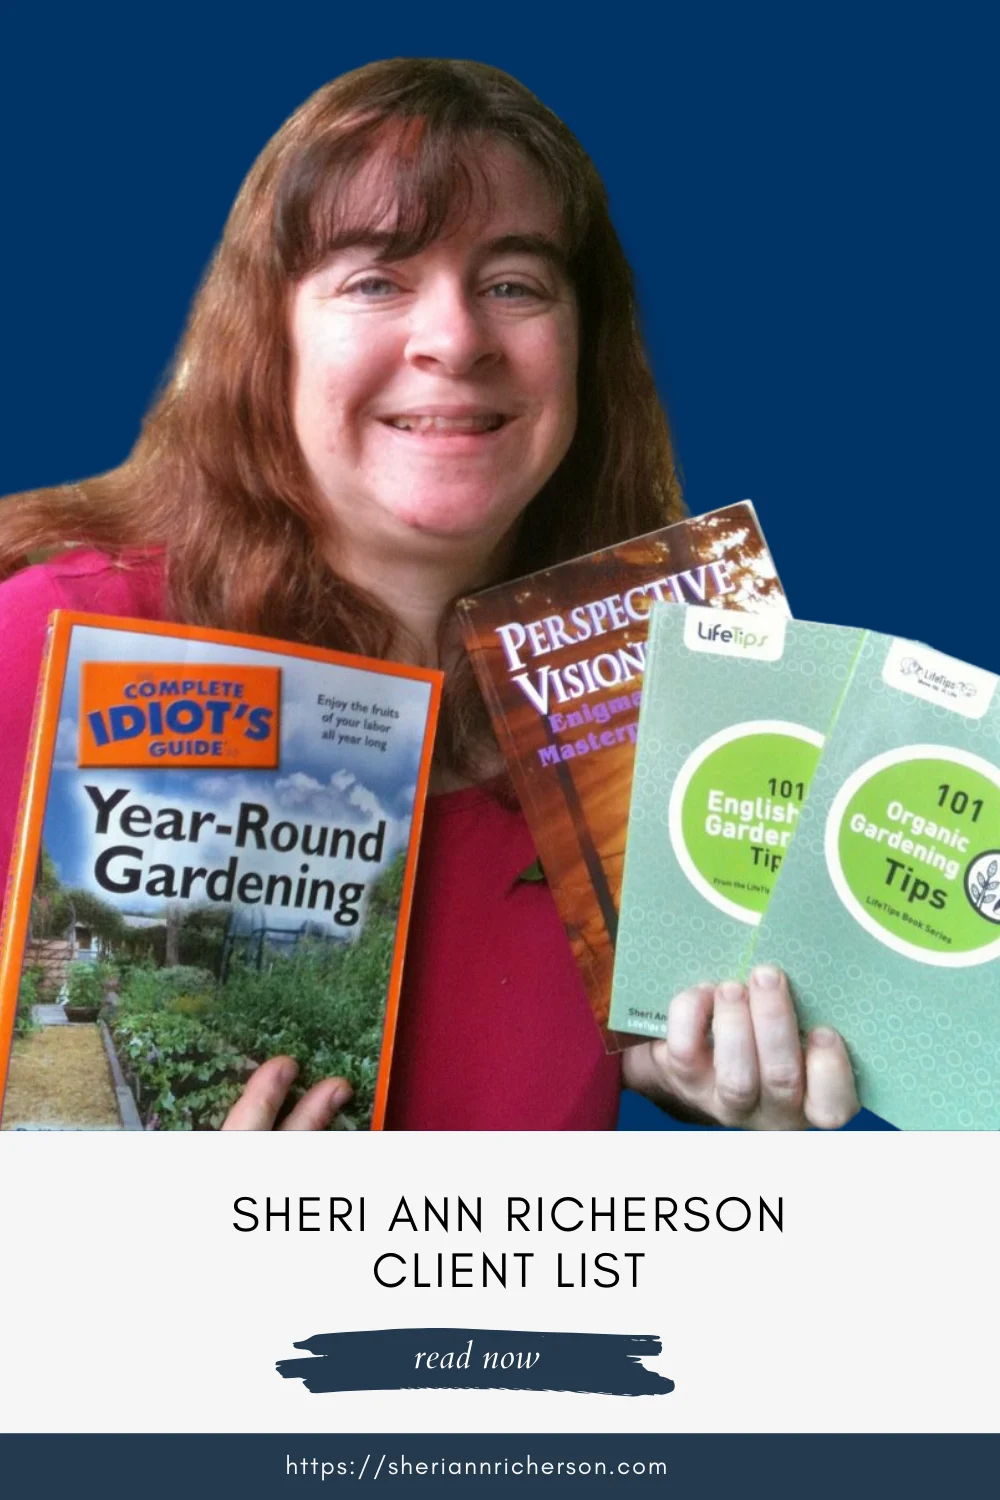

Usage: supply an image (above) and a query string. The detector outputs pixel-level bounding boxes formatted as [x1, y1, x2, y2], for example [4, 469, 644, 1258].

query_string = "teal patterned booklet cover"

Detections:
[610, 606, 865, 1037]
[750, 634, 1000, 1129]
[612, 603, 1000, 1128]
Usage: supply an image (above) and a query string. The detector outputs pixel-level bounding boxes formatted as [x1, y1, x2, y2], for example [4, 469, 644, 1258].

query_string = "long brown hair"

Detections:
[0, 58, 683, 765]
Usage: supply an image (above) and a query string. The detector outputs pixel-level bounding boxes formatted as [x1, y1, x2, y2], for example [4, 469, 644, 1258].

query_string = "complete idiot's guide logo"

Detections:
[79, 663, 281, 770]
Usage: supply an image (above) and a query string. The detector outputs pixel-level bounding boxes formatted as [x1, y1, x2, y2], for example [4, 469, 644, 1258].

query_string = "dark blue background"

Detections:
[2, 6, 993, 1130]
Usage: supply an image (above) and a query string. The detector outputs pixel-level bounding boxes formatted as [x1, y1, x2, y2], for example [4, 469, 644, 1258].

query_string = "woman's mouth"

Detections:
[381, 413, 508, 434]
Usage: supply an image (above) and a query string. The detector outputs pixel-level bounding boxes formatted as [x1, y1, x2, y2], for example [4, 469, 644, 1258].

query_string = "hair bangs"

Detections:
[274, 112, 584, 279]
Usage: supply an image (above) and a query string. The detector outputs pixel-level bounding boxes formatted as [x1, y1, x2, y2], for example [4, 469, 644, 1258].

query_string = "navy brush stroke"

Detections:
[277, 1328, 673, 1396]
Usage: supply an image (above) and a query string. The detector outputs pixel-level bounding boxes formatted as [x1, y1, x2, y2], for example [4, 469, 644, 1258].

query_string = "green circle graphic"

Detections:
[836, 756, 1000, 955]
[679, 731, 821, 915]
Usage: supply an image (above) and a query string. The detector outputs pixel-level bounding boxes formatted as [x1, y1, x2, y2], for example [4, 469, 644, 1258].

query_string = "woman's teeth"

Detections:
[386, 414, 506, 433]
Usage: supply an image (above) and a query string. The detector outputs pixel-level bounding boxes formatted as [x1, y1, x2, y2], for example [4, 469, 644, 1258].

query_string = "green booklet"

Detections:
[750, 635, 1000, 1129]
[610, 606, 866, 1038]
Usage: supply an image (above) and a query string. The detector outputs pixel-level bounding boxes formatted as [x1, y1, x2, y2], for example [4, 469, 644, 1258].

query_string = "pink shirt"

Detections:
[0, 551, 620, 1129]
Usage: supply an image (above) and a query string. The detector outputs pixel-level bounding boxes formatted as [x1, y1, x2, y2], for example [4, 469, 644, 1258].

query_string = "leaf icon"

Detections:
[971, 858, 1000, 913]
[971, 863, 1000, 909]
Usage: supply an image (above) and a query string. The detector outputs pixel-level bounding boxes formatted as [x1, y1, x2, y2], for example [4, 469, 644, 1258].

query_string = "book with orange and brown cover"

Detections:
[455, 502, 788, 1043]
[0, 613, 441, 1130]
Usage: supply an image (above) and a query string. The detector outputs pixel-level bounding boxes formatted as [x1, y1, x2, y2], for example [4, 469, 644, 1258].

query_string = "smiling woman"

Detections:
[288, 145, 579, 565]
[0, 58, 859, 1131]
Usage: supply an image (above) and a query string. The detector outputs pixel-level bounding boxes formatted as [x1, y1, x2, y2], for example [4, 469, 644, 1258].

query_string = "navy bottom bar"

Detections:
[0, 1434, 992, 1496]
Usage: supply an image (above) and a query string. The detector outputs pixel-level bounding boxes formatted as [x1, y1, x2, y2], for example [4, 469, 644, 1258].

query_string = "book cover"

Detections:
[0, 613, 442, 1131]
[749, 636, 1000, 1128]
[455, 501, 788, 1039]
[610, 607, 866, 1038]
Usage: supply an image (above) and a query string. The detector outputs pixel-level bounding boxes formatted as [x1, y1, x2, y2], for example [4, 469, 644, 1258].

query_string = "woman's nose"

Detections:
[404, 280, 500, 375]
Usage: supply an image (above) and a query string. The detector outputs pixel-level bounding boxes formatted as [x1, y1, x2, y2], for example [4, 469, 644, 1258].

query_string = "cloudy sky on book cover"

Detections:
[45, 625, 434, 926]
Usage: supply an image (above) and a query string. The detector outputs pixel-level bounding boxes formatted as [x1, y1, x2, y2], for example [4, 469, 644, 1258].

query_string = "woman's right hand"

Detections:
[221, 1056, 352, 1130]
[621, 965, 860, 1130]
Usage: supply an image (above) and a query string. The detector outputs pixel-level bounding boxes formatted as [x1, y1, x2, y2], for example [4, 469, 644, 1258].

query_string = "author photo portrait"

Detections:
[0, 58, 859, 1132]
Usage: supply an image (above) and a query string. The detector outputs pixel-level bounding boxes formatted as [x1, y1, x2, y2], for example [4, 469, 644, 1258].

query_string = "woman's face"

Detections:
[288, 144, 579, 565]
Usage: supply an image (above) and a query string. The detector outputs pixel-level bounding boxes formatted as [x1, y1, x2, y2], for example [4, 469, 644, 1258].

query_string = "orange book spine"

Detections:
[0, 613, 71, 1100]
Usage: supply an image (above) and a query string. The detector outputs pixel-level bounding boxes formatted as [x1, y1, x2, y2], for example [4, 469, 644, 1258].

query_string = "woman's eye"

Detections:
[485, 280, 541, 300]
[346, 275, 400, 298]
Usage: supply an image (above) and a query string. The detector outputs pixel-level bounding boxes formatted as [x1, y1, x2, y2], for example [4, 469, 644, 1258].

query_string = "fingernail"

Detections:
[810, 1027, 838, 1048]
[279, 1057, 299, 1087]
[676, 984, 713, 1003]
[330, 1081, 353, 1111]
[752, 965, 782, 989]
[717, 980, 745, 1002]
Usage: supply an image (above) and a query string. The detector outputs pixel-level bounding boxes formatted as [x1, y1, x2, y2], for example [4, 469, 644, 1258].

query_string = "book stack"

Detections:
[460, 502, 1000, 1130]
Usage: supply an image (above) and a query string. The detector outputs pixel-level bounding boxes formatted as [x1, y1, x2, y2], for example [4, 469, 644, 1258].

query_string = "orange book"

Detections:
[0, 614, 441, 1130]
[456, 502, 788, 1045]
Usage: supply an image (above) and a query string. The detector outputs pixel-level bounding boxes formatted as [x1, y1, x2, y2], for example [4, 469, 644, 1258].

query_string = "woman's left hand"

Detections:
[621, 965, 859, 1130]
[221, 1056, 352, 1130]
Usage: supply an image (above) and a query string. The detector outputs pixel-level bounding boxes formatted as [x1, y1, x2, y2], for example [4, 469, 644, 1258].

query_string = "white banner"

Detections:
[0, 1130, 996, 1434]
